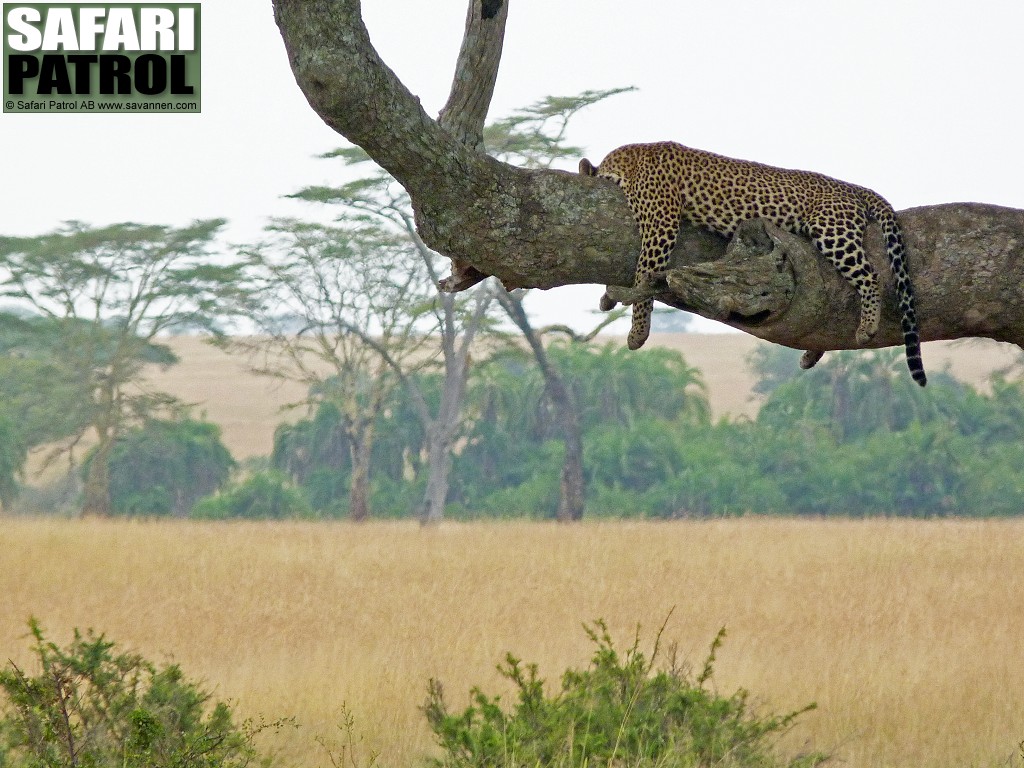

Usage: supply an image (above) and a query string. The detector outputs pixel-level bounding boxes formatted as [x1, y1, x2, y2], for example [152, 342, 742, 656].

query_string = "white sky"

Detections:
[3, 1, 1023, 332]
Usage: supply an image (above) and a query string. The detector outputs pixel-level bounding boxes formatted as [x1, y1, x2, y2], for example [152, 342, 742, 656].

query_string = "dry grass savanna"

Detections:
[2, 518, 1022, 768]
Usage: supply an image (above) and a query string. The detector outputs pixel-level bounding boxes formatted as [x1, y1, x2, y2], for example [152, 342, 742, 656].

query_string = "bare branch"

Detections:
[532, 307, 627, 344]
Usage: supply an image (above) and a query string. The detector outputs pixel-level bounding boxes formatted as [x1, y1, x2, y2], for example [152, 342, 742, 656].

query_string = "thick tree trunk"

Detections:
[81, 450, 112, 516]
[273, 1, 1024, 365]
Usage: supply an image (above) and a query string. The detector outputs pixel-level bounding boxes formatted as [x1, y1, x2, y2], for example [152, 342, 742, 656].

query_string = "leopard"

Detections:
[579, 141, 926, 386]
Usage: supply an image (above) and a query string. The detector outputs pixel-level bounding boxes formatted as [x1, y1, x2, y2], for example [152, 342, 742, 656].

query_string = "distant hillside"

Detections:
[143, 334, 1021, 460]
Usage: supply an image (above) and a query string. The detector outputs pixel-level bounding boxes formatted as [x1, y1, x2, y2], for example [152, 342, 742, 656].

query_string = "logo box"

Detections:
[3, 3, 201, 113]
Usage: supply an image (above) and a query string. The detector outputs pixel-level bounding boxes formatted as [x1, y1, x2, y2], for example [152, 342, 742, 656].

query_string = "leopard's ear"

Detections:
[579, 158, 598, 176]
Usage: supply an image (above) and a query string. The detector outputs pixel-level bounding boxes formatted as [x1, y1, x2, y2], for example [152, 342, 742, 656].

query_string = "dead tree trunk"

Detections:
[273, 0, 1024, 363]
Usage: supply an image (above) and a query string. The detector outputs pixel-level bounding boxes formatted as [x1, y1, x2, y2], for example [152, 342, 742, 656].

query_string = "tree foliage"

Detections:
[96, 418, 235, 517]
[452, 342, 710, 516]
[264, 342, 712, 520]
[747, 347, 1024, 516]
[191, 470, 312, 521]
[269, 374, 451, 519]
[0, 311, 181, 511]
[0, 221, 241, 515]
[227, 338, 1024, 520]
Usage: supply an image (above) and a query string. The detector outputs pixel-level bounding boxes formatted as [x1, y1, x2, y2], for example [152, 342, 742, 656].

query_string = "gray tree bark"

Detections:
[273, 0, 1024, 360]
[416, 287, 490, 525]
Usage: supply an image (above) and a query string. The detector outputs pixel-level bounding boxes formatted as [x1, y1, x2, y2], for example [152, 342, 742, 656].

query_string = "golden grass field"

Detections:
[2, 518, 1023, 768]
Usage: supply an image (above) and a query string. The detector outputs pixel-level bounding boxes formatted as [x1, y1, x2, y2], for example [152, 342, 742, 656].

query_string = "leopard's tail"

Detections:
[864, 193, 926, 386]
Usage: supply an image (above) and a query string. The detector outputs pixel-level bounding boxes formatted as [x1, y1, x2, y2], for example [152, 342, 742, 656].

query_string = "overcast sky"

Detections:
[3, 1, 1023, 331]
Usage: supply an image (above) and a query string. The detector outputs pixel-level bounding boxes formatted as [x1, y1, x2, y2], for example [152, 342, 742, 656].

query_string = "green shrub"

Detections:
[454, 440, 562, 519]
[0, 619, 275, 768]
[423, 619, 826, 768]
[584, 419, 681, 492]
[104, 418, 235, 517]
[472, 470, 561, 519]
[191, 470, 312, 520]
[584, 422, 786, 518]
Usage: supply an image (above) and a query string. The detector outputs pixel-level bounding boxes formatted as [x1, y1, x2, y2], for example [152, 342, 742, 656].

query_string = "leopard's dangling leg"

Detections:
[627, 298, 654, 350]
[622, 192, 683, 351]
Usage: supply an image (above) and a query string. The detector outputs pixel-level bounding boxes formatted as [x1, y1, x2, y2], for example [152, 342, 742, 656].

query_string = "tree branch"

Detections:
[438, 0, 509, 150]
[273, 2, 1024, 355]
[597, 203, 1024, 352]
[273, 0, 637, 288]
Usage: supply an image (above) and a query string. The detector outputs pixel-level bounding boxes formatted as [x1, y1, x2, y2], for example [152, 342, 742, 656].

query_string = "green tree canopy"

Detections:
[96, 418, 235, 517]
[0, 220, 243, 515]
[453, 342, 710, 516]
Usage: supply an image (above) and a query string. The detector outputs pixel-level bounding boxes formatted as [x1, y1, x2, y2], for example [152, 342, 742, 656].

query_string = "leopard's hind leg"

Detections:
[810, 230, 882, 346]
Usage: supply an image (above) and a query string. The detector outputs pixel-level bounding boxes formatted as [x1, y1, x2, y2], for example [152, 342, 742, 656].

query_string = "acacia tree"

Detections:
[0, 312, 94, 507]
[0, 220, 240, 516]
[291, 90, 624, 522]
[273, 2, 1024, 369]
[232, 218, 439, 521]
[290, 148, 496, 524]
